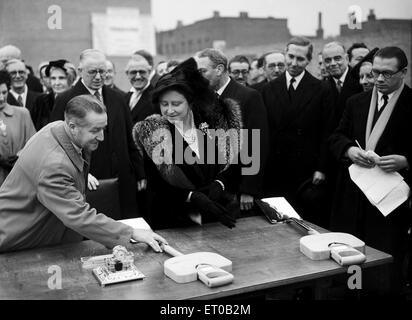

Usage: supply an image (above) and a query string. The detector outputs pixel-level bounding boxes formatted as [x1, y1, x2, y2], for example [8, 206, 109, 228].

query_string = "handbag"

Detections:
[86, 177, 121, 220]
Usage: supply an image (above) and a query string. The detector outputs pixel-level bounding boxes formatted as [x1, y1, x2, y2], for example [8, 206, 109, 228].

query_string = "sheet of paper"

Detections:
[349, 164, 403, 203]
[349, 164, 410, 216]
[261, 197, 302, 220]
[119, 217, 152, 230]
[374, 181, 410, 217]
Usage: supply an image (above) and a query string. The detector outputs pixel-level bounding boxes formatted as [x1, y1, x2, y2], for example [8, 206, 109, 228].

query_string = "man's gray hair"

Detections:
[197, 48, 228, 71]
[0, 45, 22, 62]
[5, 58, 25, 70]
[323, 41, 346, 54]
[79, 49, 106, 67]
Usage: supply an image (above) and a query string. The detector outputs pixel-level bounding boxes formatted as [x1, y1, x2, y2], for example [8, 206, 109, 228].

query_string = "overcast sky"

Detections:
[152, 0, 412, 37]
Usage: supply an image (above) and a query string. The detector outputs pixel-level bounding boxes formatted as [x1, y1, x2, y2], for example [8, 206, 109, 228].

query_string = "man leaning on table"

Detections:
[0, 94, 167, 253]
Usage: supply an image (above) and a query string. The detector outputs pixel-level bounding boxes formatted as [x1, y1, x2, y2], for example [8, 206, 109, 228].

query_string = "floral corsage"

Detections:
[199, 122, 212, 138]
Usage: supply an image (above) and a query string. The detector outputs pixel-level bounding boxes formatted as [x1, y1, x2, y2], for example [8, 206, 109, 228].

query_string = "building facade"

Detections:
[0, 0, 152, 90]
[156, 11, 291, 57]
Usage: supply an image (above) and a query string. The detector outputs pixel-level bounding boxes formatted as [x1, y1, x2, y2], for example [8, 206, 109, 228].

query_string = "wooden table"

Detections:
[0, 216, 392, 300]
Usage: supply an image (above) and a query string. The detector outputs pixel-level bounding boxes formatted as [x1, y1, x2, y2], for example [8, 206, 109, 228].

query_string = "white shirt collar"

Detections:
[286, 70, 305, 89]
[9, 85, 28, 106]
[129, 81, 150, 94]
[216, 77, 231, 96]
[333, 67, 349, 85]
[377, 91, 395, 104]
[63, 122, 83, 158]
[81, 79, 103, 98]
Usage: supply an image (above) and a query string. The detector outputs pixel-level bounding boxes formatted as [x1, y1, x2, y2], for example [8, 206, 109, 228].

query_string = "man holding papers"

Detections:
[329, 47, 411, 296]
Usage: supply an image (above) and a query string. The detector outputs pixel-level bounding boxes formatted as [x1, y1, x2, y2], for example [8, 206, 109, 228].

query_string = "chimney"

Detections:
[213, 10, 220, 18]
[316, 12, 324, 39]
[177, 20, 183, 28]
[239, 11, 248, 18]
[368, 9, 376, 21]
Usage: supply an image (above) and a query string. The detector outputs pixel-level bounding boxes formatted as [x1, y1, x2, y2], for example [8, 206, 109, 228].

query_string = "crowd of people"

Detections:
[0, 38, 410, 297]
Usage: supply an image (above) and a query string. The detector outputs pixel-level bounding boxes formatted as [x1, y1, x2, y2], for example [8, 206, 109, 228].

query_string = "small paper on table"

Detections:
[119, 217, 152, 230]
[261, 197, 302, 220]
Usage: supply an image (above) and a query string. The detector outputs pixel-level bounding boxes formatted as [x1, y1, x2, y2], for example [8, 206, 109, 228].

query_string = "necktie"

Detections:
[17, 95, 23, 107]
[81, 150, 90, 185]
[372, 94, 389, 129]
[288, 78, 296, 101]
[336, 80, 342, 93]
[94, 91, 102, 103]
[129, 90, 141, 110]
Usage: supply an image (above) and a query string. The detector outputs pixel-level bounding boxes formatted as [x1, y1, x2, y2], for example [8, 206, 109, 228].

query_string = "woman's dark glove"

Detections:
[207, 180, 224, 202]
[198, 180, 225, 202]
[190, 191, 236, 228]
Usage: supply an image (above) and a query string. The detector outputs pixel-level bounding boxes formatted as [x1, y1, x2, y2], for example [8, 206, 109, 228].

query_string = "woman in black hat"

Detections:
[133, 57, 242, 230]
[352, 47, 379, 92]
[30, 59, 76, 130]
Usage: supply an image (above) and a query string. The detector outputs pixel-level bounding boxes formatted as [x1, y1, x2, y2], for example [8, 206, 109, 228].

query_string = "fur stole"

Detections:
[133, 99, 243, 189]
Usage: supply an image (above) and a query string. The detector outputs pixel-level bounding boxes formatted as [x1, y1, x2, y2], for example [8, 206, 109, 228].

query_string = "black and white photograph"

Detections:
[0, 0, 411, 311]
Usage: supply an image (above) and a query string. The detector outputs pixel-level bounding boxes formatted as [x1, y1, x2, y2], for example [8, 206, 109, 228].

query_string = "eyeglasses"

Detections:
[267, 63, 285, 70]
[127, 70, 149, 77]
[86, 69, 107, 78]
[9, 70, 26, 77]
[323, 56, 344, 64]
[371, 69, 402, 80]
[231, 70, 249, 76]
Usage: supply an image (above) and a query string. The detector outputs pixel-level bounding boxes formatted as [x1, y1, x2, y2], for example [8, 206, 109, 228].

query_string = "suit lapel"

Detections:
[273, 74, 289, 128]
[292, 71, 316, 112]
[169, 124, 206, 185]
[125, 91, 132, 105]
[26, 91, 37, 111]
[220, 78, 236, 101]
[277, 72, 316, 130]
[102, 86, 115, 141]
[374, 86, 409, 152]
[7, 93, 19, 106]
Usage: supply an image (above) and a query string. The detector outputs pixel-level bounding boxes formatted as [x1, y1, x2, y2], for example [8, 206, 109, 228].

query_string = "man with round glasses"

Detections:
[228, 55, 250, 87]
[124, 55, 155, 125]
[251, 51, 286, 93]
[51, 49, 144, 220]
[329, 46, 412, 296]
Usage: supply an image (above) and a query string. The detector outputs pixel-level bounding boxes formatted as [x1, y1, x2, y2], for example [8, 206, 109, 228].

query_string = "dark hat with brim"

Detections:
[351, 47, 379, 80]
[151, 57, 212, 106]
[45, 59, 69, 77]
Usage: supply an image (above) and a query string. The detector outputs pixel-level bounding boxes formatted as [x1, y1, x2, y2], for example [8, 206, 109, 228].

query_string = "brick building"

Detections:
[340, 9, 412, 38]
[156, 11, 291, 56]
[0, 0, 152, 90]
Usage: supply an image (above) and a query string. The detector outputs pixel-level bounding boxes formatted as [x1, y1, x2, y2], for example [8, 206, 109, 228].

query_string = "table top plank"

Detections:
[0, 216, 392, 300]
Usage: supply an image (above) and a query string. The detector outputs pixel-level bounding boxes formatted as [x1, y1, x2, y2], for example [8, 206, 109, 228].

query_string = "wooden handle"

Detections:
[162, 244, 184, 257]
[288, 217, 320, 235]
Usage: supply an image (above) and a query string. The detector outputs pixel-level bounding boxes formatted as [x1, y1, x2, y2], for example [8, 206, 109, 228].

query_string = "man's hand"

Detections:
[87, 173, 99, 190]
[240, 194, 254, 211]
[312, 171, 326, 185]
[137, 179, 147, 191]
[131, 229, 168, 252]
[376, 155, 409, 173]
[346, 147, 375, 168]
